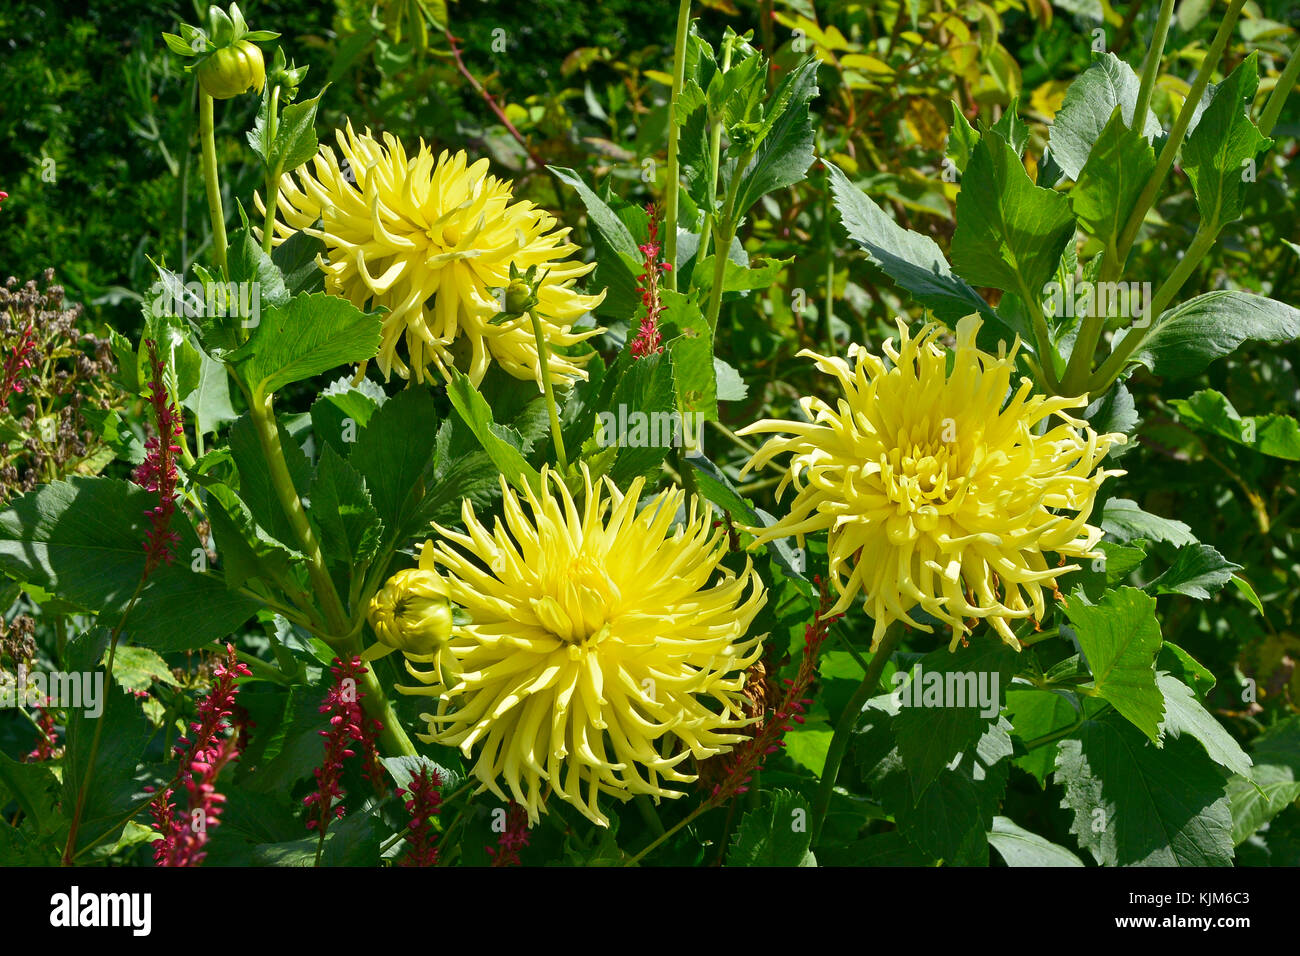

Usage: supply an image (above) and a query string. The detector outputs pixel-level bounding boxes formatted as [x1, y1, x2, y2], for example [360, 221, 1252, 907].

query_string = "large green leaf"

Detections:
[230, 292, 382, 401]
[1228, 717, 1300, 845]
[951, 130, 1077, 300]
[1070, 106, 1156, 252]
[349, 385, 443, 543]
[826, 162, 999, 327]
[1054, 710, 1234, 866]
[1157, 673, 1251, 777]
[1182, 52, 1272, 228]
[1146, 543, 1242, 600]
[893, 639, 1017, 797]
[309, 444, 384, 566]
[1048, 52, 1162, 181]
[1123, 291, 1300, 380]
[1100, 498, 1196, 546]
[443, 369, 541, 496]
[1065, 586, 1164, 742]
[1170, 389, 1300, 461]
[728, 57, 819, 219]
[0, 478, 259, 649]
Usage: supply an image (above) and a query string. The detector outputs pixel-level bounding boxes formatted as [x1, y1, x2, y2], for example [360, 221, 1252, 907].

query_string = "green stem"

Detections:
[247, 393, 349, 636]
[355, 649, 418, 758]
[1087, 219, 1219, 394]
[199, 91, 229, 279]
[1132, 0, 1174, 142]
[528, 310, 568, 473]
[1259, 42, 1300, 139]
[662, 0, 692, 290]
[261, 85, 283, 257]
[1016, 275, 1063, 394]
[809, 624, 902, 847]
[62, 576, 144, 865]
[695, 38, 735, 270]
[1109, 0, 1247, 277]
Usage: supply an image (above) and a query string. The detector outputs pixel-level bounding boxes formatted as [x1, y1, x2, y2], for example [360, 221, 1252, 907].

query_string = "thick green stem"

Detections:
[199, 92, 229, 279]
[809, 625, 902, 847]
[1088, 220, 1220, 394]
[1016, 275, 1063, 394]
[662, 0, 692, 291]
[528, 310, 568, 473]
[695, 38, 734, 269]
[1132, 0, 1175, 142]
[1259, 42, 1300, 139]
[247, 394, 349, 636]
[1109, 0, 1247, 277]
[356, 650, 418, 757]
[261, 85, 283, 256]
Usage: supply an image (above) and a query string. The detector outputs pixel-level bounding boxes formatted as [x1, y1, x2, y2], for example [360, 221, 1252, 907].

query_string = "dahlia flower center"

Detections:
[532, 555, 621, 645]
[881, 431, 966, 514]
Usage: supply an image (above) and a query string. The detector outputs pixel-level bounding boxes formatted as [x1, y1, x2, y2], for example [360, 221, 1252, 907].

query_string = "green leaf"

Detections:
[230, 292, 382, 401]
[1048, 52, 1163, 181]
[988, 816, 1085, 866]
[728, 58, 819, 219]
[271, 229, 327, 297]
[182, 348, 237, 436]
[1065, 586, 1164, 741]
[309, 444, 384, 565]
[61, 638, 154, 856]
[1147, 543, 1242, 599]
[1228, 717, 1300, 844]
[1123, 291, 1300, 380]
[0, 752, 61, 837]
[1182, 52, 1272, 227]
[111, 645, 182, 693]
[270, 89, 325, 174]
[1101, 497, 1196, 546]
[661, 289, 716, 422]
[946, 102, 980, 174]
[951, 128, 1077, 300]
[0, 478, 259, 649]
[1071, 106, 1156, 251]
[893, 640, 1017, 797]
[349, 385, 443, 544]
[826, 162, 999, 327]
[1157, 673, 1251, 777]
[310, 378, 383, 457]
[547, 166, 642, 319]
[230, 414, 311, 551]
[1158, 641, 1216, 698]
[443, 369, 541, 496]
[1006, 687, 1080, 786]
[1054, 710, 1234, 866]
[606, 350, 677, 487]
[1170, 388, 1300, 461]
[726, 789, 816, 866]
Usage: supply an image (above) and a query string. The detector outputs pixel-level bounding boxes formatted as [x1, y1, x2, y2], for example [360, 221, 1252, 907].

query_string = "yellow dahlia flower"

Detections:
[395, 466, 767, 826]
[739, 315, 1124, 651]
[258, 121, 605, 386]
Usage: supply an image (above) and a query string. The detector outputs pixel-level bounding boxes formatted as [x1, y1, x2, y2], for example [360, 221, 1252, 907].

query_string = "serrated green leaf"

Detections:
[1157, 673, 1251, 777]
[1182, 52, 1271, 227]
[1071, 106, 1156, 252]
[1170, 389, 1300, 461]
[231, 292, 382, 401]
[726, 789, 815, 866]
[1101, 498, 1196, 546]
[951, 129, 1077, 301]
[1147, 543, 1242, 599]
[1066, 586, 1164, 741]
[1054, 710, 1234, 866]
[310, 444, 384, 565]
[1049, 52, 1162, 181]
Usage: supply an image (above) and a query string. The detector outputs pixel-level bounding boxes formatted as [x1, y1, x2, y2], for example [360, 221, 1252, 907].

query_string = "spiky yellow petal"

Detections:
[739, 315, 1124, 651]
[258, 121, 605, 386]
[394, 466, 767, 826]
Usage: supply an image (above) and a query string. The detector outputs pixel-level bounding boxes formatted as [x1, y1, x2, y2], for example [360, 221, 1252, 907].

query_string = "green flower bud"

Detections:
[197, 39, 266, 99]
